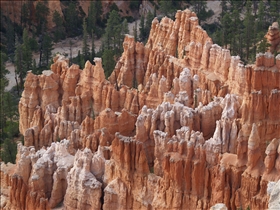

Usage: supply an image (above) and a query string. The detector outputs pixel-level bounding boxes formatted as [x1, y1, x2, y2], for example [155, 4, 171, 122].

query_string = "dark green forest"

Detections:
[0, 0, 280, 163]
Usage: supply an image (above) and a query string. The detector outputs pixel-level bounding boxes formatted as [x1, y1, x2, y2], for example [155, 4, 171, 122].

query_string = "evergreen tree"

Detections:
[6, 18, 15, 55]
[14, 38, 22, 93]
[257, 1, 265, 33]
[82, 18, 90, 61]
[243, 1, 255, 62]
[76, 50, 84, 69]
[65, 2, 80, 37]
[0, 51, 9, 91]
[52, 10, 65, 42]
[221, 13, 233, 48]
[91, 30, 96, 62]
[41, 33, 53, 67]
[270, 1, 280, 23]
[122, 19, 129, 35]
[229, 7, 242, 56]
[133, 21, 138, 41]
[139, 15, 146, 41]
[28, 36, 39, 52]
[159, 0, 175, 18]
[129, 0, 141, 11]
[0, 93, 19, 163]
[190, 1, 210, 23]
[0, 138, 17, 164]
[257, 37, 271, 53]
[94, 0, 104, 35]
[87, 1, 97, 35]
[69, 40, 73, 66]
[220, 1, 228, 18]
[0, 91, 19, 163]
[139, 11, 154, 43]
[0, 50, 19, 164]
[109, 3, 119, 12]
[145, 11, 154, 40]
[15, 28, 32, 89]
[21, 3, 30, 29]
[32, 59, 37, 74]
[102, 49, 115, 78]
[35, 1, 50, 35]
[103, 10, 122, 52]
[0, 52, 8, 132]
[229, 0, 244, 12]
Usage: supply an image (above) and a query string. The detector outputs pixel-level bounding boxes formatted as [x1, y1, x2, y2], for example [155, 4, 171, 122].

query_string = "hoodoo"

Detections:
[1, 9, 280, 210]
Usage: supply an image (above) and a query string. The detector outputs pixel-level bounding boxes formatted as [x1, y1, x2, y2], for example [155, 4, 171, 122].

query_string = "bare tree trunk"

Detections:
[39, 40, 43, 68]
[14, 75, 20, 96]
[69, 40, 73, 66]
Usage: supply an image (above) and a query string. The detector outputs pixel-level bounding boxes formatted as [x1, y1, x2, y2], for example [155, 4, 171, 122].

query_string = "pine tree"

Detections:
[145, 11, 154, 40]
[91, 30, 96, 62]
[14, 38, 22, 93]
[159, 0, 174, 18]
[65, 2, 80, 37]
[15, 28, 32, 89]
[82, 18, 90, 61]
[69, 40, 73, 66]
[0, 51, 19, 163]
[270, 1, 280, 23]
[6, 18, 15, 55]
[229, 8, 242, 56]
[95, 0, 104, 37]
[32, 59, 37, 74]
[102, 49, 115, 78]
[35, 1, 50, 35]
[103, 10, 122, 51]
[229, 1, 244, 13]
[257, 38, 271, 53]
[122, 19, 129, 35]
[243, 1, 255, 62]
[221, 13, 233, 48]
[41, 33, 53, 67]
[257, 1, 265, 32]
[0, 138, 17, 164]
[133, 21, 138, 41]
[87, 1, 97, 35]
[190, 1, 209, 23]
[220, 1, 228, 18]
[139, 15, 146, 41]
[0, 51, 9, 91]
[52, 10, 65, 42]
[21, 3, 30, 29]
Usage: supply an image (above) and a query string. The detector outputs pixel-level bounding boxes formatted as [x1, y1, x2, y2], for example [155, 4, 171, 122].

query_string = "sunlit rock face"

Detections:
[2, 9, 280, 210]
[265, 22, 280, 53]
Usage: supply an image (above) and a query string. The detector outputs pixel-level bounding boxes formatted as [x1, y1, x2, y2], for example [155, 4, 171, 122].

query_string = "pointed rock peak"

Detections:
[213, 120, 222, 144]
[248, 123, 260, 150]
[265, 138, 280, 155]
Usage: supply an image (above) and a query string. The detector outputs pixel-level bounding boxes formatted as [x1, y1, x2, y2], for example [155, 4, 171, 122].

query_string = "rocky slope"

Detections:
[1, 9, 280, 210]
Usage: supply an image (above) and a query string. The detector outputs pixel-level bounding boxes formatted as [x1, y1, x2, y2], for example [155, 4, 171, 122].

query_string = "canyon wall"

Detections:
[1, 9, 280, 210]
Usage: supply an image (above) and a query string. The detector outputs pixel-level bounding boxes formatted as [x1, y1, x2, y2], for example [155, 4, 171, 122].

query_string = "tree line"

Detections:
[203, 1, 280, 63]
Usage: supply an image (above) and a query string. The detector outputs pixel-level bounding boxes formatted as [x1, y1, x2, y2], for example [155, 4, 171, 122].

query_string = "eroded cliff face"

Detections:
[1, 9, 280, 210]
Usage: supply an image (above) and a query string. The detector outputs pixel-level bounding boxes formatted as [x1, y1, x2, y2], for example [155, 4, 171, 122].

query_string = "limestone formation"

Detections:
[63, 148, 103, 210]
[267, 180, 280, 210]
[1, 9, 280, 210]
[265, 22, 280, 53]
